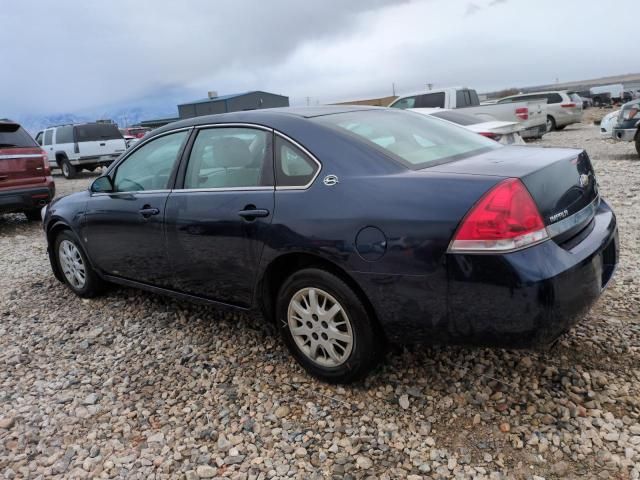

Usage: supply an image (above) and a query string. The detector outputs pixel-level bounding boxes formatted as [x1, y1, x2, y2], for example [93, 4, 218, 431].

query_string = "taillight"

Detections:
[448, 178, 548, 253]
[40, 149, 51, 175]
[478, 132, 498, 140]
[515, 107, 528, 120]
[561, 103, 577, 108]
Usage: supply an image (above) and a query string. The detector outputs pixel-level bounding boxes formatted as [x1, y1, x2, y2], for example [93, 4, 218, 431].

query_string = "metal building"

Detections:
[177, 91, 289, 119]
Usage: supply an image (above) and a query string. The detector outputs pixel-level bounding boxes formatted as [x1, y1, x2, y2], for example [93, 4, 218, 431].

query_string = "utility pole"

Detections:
[392, 82, 396, 96]
[306, 96, 310, 107]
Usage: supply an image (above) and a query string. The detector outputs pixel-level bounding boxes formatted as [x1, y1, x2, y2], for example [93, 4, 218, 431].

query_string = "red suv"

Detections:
[0, 120, 55, 221]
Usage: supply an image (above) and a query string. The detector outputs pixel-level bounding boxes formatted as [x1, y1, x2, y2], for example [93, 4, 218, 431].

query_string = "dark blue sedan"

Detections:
[42, 106, 619, 383]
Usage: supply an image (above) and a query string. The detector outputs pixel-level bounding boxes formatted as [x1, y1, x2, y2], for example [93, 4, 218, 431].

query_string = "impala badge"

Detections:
[323, 174, 339, 186]
[579, 174, 589, 188]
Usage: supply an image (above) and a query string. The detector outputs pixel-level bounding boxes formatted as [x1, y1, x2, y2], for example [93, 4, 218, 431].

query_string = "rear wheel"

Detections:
[276, 268, 383, 383]
[24, 209, 41, 221]
[546, 115, 556, 132]
[54, 231, 105, 297]
[61, 159, 76, 179]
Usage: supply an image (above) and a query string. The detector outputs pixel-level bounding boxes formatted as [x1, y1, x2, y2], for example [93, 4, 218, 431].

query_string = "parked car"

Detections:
[622, 91, 635, 103]
[409, 108, 525, 145]
[123, 135, 141, 149]
[389, 87, 547, 139]
[497, 91, 582, 132]
[1, 119, 55, 220]
[590, 84, 623, 106]
[119, 127, 151, 139]
[611, 100, 640, 157]
[599, 110, 620, 139]
[35, 123, 126, 179]
[42, 107, 619, 383]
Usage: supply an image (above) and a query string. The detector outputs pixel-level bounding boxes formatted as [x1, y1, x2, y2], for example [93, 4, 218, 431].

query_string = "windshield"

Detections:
[312, 109, 500, 170]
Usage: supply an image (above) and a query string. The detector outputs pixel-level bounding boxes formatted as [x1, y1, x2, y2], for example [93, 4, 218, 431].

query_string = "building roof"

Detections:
[178, 90, 286, 106]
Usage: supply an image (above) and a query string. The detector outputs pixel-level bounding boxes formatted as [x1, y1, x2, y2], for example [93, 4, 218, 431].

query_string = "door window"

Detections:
[35, 132, 43, 145]
[113, 131, 188, 192]
[184, 127, 272, 189]
[43, 130, 53, 146]
[275, 136, 319, 187]
[390, 96, 416, 109]
[416, 92, 445, 108]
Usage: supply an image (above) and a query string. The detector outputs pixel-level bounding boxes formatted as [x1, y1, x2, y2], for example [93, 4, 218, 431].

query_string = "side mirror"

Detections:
[91, 176, 114, 193]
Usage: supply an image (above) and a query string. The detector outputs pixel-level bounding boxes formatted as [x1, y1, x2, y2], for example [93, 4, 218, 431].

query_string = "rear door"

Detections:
[82, 129, 189, 285]
[0, 123, 46, 189]
[75, 123, 126, 159]
[42, 129, 56, 165]
[164, 125, 275, 307]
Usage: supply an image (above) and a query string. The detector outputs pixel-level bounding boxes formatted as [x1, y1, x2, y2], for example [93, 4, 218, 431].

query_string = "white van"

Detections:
[35, 122, 126, 178]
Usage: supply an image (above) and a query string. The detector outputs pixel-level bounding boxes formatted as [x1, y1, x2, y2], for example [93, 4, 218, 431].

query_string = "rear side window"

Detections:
[44, 130, 53, 146]
[545, 93, 563, 104]
[416, 93, 445, 108]
[0, 123, 38, 148]
[275, 136, 319, 187]
[75, 124, 122, 142]
[55, 125, 74, 144]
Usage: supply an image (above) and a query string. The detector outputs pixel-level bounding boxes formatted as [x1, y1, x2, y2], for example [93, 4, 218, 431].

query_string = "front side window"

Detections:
[313, 109, 500, 170]
[113, 131, 188, 192]
[184, 127, 272, 189]
[275, 136, 319, 187]
[390, 96, 416, 109]
[35, 132, 43, 145]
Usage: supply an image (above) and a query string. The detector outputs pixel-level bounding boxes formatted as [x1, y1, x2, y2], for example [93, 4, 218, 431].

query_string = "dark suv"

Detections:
[0, 120, 55, 220]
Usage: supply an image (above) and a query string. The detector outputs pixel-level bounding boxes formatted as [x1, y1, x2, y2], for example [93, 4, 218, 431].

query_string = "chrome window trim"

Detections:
[546, 195, 600, 238]
[0, 154, 44, 160]
[274, 131, 322, 191]
[172, 186, 274, 193]
[194, 123, 273, 132]
[90, 189, 172, 197]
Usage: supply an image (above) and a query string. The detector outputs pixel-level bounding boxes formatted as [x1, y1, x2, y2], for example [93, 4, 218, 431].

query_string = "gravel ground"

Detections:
[1, 125, 639, 480]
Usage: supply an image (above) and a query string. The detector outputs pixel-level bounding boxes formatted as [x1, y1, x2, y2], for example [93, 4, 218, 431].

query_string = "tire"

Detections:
[60, 158, 76, 179]
[54, 230, 105, 298]
[593, 97, 602, 107]
[276, 268, 383, 383]
[546, 115, 556, 132]
[24, 209, 41, 221]
[556, 125, 566, 131]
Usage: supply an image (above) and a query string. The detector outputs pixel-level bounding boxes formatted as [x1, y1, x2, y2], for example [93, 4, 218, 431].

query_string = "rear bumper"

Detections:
[69, 154, 121, 167]
[355, 200, 618, 347]
[612, 128, 637, 142]
[0, 181, 55, 213]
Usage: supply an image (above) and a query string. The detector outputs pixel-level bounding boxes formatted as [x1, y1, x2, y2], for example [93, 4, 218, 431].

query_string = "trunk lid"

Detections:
[0, 147, 48, 188]
[427, 145, 599, 237]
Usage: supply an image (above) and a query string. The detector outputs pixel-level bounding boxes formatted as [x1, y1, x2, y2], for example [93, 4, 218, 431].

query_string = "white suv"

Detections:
[35, 122, 126, 178]
[497, 91, 583, 132]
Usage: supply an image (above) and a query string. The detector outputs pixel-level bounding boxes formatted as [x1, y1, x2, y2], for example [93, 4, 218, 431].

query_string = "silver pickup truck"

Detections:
[389, 87, 547, 139]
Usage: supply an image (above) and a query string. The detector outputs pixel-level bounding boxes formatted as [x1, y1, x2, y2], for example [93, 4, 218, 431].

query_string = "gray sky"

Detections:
[2, 0, 638, 117]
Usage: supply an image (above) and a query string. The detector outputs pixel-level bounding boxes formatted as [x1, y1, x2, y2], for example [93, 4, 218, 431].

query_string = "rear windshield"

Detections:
[0, 123, 38, 148]
[75, 124, 123, 142]
[430, 110, 481, 126]
[312, 109, 500, 170]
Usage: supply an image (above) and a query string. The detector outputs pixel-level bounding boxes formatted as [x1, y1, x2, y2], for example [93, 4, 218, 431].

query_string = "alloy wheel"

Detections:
[58, 239, 86, 289]
[287, 287, 354, 368]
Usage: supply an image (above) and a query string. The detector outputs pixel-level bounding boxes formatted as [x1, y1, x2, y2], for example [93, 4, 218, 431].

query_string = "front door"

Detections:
[82, 130, 189, 286]
[164, 126, 274, 307]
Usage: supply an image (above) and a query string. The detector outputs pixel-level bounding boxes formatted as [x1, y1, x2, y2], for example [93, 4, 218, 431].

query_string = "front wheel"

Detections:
[54, 231, 105, 297]
[276, 268, 383, 383]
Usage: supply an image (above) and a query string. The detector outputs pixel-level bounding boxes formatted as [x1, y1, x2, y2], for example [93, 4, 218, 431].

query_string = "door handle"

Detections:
[100, 142, 106, 146]
[139, 206, 160, 218]
[238, 206, 269, 220]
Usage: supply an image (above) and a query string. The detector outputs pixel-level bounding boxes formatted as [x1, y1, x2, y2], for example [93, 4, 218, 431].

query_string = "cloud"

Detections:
[1, 0, 639, 122]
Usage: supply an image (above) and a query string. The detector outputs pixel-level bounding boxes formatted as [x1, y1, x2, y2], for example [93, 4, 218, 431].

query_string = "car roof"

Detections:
[151, 105, 383, 135]
[502, 90, 567, 98]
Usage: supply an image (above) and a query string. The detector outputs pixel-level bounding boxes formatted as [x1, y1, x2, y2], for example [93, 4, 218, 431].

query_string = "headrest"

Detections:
[213, 137, 253, 168]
